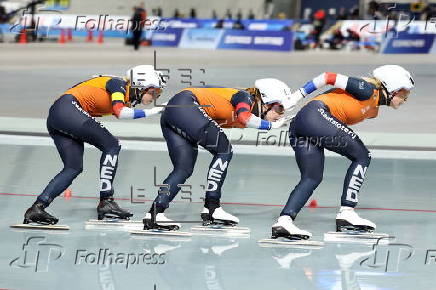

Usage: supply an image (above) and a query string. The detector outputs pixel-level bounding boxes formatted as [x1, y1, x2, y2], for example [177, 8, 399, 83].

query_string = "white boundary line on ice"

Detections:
[0, 134, 435, 160]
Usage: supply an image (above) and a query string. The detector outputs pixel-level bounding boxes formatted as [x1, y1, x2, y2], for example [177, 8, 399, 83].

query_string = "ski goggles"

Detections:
[137, 87, 163, 99]
[268, 102, 285, 114]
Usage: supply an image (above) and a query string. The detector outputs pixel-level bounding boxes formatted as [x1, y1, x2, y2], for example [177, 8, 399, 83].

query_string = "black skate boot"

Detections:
[24, 202, 59, 225]
[97, 197, 133, 220]
[143, 213, 180, 231]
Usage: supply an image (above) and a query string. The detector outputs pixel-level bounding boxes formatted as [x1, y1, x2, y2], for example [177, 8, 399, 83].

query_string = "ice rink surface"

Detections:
[1, 42, 436, 289]
[0, 137, 435, 290]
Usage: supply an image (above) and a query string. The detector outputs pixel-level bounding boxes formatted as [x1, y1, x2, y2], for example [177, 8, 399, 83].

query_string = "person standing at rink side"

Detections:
[143, 79, 296, 231]
[23, 65, 166, 225]
[271, 65, 414, 240]
[131, 2, 147, 50]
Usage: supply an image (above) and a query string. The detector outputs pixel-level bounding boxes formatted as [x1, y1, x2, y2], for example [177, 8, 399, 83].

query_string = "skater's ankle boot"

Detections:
[271, 215, 312, 240]
[336, 206, 376, 232]
[24, 201, 58, 225]
[33, 201, 47, 209]
[204, 197, 220, 213]
[201, 206, 239, 226]
[142, 212, 180, 231]
[97, 196, 133, 220]
[202, 197, 221, 224]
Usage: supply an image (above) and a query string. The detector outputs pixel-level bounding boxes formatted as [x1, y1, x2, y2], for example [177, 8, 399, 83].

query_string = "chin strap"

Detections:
[378, 85, 392, 106]
[129, 87, 141, 107]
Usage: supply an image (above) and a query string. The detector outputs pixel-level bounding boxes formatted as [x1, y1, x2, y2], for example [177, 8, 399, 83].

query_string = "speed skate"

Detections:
[85, 219, 143, 231]
[130, 229, 192, 237]
[10, 223, 70, 231]
[132, 212, 192, 237]
[258, 238, 324, 248]
[324, 207, 394, 244]
[259, 215, 324, 248]
[193, 207, 249, 235]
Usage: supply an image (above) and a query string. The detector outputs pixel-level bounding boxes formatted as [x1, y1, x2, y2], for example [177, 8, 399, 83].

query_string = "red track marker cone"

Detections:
[19, 29, 27, 44]
[64, 188, 72, 199]
[58, 29, 66, 44]
[97, 31, 104, 44]
[308, 199, 318, 208]
[86, 30, 93, 42]
[67, 28, 73, 41]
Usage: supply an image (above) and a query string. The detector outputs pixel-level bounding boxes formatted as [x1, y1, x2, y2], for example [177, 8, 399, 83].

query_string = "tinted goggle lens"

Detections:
[270, 103, 285, 114]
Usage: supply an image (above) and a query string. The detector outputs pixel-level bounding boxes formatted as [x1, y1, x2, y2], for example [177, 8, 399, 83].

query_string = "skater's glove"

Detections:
[271, 115, 294, 129]
[283, 89, 305, 112]
[143, 102, 168, 117]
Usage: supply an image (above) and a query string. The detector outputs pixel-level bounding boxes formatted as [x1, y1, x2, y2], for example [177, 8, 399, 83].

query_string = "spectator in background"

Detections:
[368, 0, 384, 20]
[157, 7, 162, 17]
[248, 9, 255, 20]
[350, 6, 359, 20]
[337, 7, 348, 20]
[311, 9, 326, 49]
[190, 8, 197, 19]
[174, 9, 181, 18]
[264, 0, 274, 19]
[0, 4, 7, 42]
[368, 1, 379, 17]
[329, 28, 345, 50]
[212, 10, 218, 19]
[130, 3, 147, 50]
[233, 13, 245, 30]
[236, 9, 243, 20]
[422, 3, 436, 21]
[346, 28, 361, 50]
[225, 9, 232, 19]
[277, 12, 287, 19]
[215, 18, 224, 29]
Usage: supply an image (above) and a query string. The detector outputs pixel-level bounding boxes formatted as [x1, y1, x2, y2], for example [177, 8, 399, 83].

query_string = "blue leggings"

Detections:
[281, 100, 371, 219]
[37, 94, 120, 206]
[152, 90, 233, 213]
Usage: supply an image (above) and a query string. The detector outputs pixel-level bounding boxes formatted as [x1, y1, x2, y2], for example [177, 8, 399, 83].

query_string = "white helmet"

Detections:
[126, 65, 166, 105]
[126, 65, 165, 89]
[254, 78, 293, 109]
[372, 65, 414, 95]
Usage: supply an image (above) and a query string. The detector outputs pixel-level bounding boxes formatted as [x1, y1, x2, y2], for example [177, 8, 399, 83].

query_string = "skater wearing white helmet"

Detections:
[23, 65, 166, 225]
[143, 78, 298, 231]
[271, 65, 414, 240]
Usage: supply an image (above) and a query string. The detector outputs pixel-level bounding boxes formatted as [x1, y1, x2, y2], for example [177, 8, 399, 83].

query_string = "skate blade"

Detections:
[258, 238, 324, 249]
[324, 231, 395, 244]
[191, 225, 250, 235]
[98, 214, 132, 221]
[131, 235, 192, 242]
[87, 219, 142, 225]
[130, 229, 192, 237]
[10, 224, 70, 231]
[208, 219, 238, 227]
[85, 219, 143, 231]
